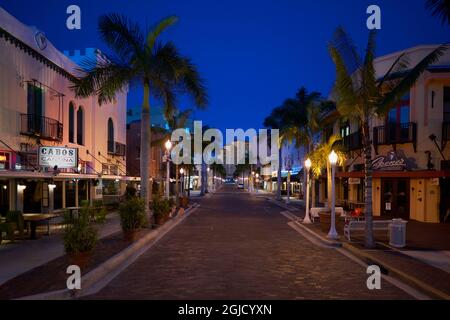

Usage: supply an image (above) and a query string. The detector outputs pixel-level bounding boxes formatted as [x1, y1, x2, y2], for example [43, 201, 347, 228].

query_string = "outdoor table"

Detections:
[23, 213, 59, 240]
[65, 207, 81, 221]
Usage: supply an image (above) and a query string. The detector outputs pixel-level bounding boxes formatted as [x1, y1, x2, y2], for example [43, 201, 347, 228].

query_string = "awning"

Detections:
[336, 170, 450, 179]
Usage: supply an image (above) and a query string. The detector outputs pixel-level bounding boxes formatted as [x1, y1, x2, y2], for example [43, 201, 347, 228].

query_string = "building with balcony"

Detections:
[0, 7, 128, 214]
[322, 45, 450, 223]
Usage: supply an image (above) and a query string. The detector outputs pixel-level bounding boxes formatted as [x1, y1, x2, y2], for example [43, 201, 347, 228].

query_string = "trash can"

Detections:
[389, 219, 408, 248]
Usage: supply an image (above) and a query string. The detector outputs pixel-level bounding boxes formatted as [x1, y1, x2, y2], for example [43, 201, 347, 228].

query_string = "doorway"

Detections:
[381, 179, 410, 219]
[0, 181, 9, 216]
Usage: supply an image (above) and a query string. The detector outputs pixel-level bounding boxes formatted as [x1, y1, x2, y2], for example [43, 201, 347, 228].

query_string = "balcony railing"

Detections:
[373, 122, 417, 153]
[342, 131, 363, 151]
[20, 114, 63, 141]
[108, 141, 126, 156]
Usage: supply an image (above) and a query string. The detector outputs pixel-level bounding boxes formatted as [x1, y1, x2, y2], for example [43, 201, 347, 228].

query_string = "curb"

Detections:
[267, 198, 300, 213]
[17, 203, 200, 300]
[342, 242, 450, 300]
[293, 221, 342, 248]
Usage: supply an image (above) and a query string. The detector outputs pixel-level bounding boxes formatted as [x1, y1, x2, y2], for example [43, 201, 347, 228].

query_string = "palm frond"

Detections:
[98, 13, 144, 61]
[71, 57, 134, 104]
[147, 16, 178, 50]
[426, 0, 450, 25]
[379, 44, 449, 114]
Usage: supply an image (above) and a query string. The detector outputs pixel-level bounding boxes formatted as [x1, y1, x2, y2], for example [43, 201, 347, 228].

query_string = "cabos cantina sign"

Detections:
[38, 147, 78, 169]
[372, 151, 409, 171]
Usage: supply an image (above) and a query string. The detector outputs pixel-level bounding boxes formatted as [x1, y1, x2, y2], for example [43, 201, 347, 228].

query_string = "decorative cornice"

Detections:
[0, 27, 78, 82]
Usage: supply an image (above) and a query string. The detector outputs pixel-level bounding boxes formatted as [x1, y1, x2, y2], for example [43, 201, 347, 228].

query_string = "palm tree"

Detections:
[329, 27, 447, 247]
[165, 108, 193, 206]
[71, 14, 208, 219]
[426, 0, 450, 25]
[308, 135, 346, 208]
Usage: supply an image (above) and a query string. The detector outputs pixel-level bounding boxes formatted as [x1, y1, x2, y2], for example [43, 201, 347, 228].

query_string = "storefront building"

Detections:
[0, 8, 128, 214]
[325, 45, 450, 223]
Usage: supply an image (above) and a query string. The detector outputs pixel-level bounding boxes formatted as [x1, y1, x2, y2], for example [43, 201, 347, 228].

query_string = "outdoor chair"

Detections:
[0, 210, 24, 244]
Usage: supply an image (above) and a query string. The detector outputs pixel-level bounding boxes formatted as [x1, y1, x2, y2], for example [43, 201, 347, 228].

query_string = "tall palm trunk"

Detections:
[363, 121, 375, 248]
[141, 83, 151, 221]
[187, 167, 191, 197]
[276, 146, 282, 201]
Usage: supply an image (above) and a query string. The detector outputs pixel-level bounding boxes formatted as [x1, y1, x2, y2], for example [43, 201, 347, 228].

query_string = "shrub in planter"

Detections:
[119, 197, 148, 241]
[152, 194, 172, 226]
[63, 206, 98, 268]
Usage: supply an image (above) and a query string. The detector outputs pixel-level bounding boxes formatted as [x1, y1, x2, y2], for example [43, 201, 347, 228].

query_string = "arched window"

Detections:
[77, 106, 84, 145]
[108, 118, 114, 153]
[68, 102, 75, 143]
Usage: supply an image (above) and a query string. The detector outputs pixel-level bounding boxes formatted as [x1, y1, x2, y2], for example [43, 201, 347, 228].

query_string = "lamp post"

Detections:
[303, 158, 312, 224]
[251, 171, 255, 193]
[165, 140, 172, 199]
[206, 167, 210, 193]
[180, 167, 185, 197]
[255, 173, 259, 193]
[327, 150, 339, 239]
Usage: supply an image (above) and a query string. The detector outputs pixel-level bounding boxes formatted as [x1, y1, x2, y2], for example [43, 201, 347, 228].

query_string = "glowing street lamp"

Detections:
[327, 150, 339, 240]
[165, 140, 172, 199]
[180, 167, 185, 196]
[303, 158, 312, 224]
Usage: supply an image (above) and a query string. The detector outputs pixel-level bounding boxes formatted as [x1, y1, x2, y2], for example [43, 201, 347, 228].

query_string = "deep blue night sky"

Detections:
[1, 0, 448, 132]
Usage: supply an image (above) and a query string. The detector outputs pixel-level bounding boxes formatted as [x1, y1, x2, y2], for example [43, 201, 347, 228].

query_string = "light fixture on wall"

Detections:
[17, 184, 27, 191]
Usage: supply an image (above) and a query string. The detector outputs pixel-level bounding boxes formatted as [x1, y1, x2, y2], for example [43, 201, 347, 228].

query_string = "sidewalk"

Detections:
[270, 199, 450, 299]
[0, 212, 121, 285]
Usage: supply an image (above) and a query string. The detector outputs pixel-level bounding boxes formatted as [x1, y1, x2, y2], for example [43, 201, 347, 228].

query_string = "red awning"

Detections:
[336, 170, 450, 179]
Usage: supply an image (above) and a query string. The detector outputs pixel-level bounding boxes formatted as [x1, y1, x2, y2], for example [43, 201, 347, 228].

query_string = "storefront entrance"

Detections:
[381, 179, 409, 219]
[0, 181, 9, 216]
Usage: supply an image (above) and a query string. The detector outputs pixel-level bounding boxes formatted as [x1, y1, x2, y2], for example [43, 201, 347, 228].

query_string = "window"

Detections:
[340, 121, 350, 138]
[444, 87, 450, 122]
[27, 83, 43, 133]
[69, 102, 75, 143]
[387, 94, 410, 126]
[77, 106, 84, 145]
[108, 118, 114, 153]
[27, 83, 43, 116]
[0, 152, 11, 170]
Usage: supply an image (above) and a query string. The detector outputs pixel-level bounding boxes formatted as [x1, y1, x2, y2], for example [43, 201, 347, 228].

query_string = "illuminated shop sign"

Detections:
[372, 151, 412, 171]
[38, 147, 78, 169]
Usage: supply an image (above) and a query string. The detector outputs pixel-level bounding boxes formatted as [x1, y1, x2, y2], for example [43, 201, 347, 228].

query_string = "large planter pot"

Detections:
[68, 251, 91, 269]
[123, 229, 139, 242]
[155, 214, 169, 226]
[181, 196, 189, 208]
[319, 211, 341, 233]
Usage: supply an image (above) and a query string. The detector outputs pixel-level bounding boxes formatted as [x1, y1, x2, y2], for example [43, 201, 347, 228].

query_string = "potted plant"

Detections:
[152, 194, 172, 226]
[119, 197, 147, 242]
[63, 206, 98, 268]
[180, 196, 189, 209]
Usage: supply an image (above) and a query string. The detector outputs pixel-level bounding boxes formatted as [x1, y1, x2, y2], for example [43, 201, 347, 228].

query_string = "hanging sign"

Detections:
[372, 151, 409, 171]
[349, 178, 361, 185]
[38, 147, 78, 169]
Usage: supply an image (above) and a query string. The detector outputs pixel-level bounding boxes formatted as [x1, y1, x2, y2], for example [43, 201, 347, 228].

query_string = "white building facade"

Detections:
[0, 8, 128, 214]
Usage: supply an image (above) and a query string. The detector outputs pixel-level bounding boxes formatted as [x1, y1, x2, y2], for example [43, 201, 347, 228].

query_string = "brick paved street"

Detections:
[88, 186, 411, 300]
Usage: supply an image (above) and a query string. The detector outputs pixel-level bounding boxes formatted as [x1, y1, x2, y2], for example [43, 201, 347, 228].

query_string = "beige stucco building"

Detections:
[322, 45, 450, 223]
[0, 7, 128, 214]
